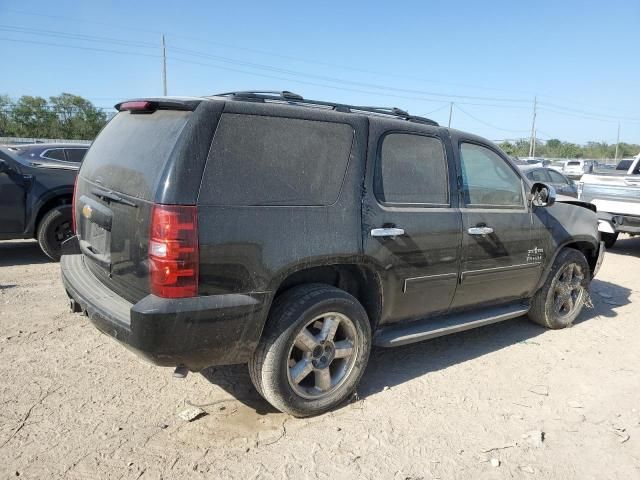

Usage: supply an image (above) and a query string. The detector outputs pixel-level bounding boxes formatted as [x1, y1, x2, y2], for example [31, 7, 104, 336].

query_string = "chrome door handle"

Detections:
[468, 226, 494, 235]
[370, 227, 405, 237]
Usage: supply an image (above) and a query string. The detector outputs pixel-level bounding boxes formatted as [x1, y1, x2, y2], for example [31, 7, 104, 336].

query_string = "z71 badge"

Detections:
[527, 247, 544, 263]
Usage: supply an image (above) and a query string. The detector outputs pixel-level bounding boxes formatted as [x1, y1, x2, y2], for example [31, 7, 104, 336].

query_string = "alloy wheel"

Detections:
[286, 312, 358, 400]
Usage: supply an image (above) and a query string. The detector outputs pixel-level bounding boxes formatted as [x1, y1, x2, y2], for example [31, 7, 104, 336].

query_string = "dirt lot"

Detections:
[1, 239, 639, 480]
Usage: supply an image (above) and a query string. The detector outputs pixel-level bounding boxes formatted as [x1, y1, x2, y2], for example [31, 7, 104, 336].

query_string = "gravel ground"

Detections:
[1, 238, 639, 479]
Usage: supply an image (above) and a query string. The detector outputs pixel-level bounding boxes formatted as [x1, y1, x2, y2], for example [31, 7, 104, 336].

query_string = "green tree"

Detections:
[49, 93, 107, 139]
[0, 94, 13, 136]
[9, 96, 56, 138]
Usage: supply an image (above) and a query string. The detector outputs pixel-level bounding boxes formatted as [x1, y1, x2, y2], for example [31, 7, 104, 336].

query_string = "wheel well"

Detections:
[274, 264, 383, 331]
[563, 241, 597, 276]
[34, 195, 72, 237]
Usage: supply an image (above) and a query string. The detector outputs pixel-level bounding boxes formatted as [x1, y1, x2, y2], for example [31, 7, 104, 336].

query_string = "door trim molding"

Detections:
[403, 272, 458, 293]
[461, 262, 541, 281]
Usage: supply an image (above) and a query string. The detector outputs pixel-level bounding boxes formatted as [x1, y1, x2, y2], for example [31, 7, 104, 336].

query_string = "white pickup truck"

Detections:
[579, 153, 640, 247]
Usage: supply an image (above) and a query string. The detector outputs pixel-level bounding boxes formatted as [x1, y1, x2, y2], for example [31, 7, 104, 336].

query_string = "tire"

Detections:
[600, 232, 618, 249]
[37, 205, 73, 261]
[249, 284, 371, 417]
[528, 249, 590, 329]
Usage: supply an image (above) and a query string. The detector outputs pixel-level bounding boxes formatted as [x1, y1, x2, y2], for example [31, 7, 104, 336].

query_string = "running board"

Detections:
[373, 304, 530, 348]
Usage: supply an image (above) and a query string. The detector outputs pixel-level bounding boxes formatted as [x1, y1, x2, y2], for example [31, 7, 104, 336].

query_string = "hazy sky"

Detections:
[1, 0, 638, 144]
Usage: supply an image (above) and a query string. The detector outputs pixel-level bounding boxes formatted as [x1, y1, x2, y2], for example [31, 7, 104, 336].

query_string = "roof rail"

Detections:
[213, 91, 439, 126]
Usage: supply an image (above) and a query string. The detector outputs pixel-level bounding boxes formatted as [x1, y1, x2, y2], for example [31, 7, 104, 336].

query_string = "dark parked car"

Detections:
[61, 91, 604, 416]
[522, 166, 578, 198]
[0, 143, 89, 259]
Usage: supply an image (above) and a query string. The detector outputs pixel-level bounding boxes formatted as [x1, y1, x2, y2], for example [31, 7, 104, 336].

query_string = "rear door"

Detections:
[362, 121, 462, 325]
[450, 136, 542, 309]
[0, 154, 26, 235]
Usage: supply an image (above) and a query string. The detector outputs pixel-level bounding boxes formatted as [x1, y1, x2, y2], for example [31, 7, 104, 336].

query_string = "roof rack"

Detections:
[213, 91, 439, 126]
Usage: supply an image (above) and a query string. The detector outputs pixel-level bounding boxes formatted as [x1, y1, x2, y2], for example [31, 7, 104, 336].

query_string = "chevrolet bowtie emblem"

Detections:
[82, 205, 93, 219]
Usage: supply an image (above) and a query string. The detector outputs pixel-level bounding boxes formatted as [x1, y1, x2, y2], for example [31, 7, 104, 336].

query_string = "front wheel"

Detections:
[249, 284, 371, 417]
[528, 249, 590, 329]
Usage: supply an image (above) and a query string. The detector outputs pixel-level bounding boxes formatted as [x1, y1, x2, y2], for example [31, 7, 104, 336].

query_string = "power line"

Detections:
[539, 101, 640, 122]
[4, 8, 639, 123]
[167, 45, 531, 104]
[0, 37, 161, 60]
[2, 8, 541, 98]
[0, 25, 158, 49]
[453, 104, 529, 133]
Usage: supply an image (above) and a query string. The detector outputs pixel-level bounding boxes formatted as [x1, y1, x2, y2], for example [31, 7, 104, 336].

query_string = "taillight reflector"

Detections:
[149, 204, 198, 298]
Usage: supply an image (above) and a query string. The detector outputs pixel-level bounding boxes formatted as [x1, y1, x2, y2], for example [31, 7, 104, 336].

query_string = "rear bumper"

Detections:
[60, 245, 270, 371]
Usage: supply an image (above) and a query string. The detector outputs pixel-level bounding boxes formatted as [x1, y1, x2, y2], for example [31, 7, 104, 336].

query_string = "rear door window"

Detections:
[548, 170, 569, 184]
[375, 133, 448, 205]
[200, 113, 354, 206]
[64, 148, 87, 163]
[42, 149, 65, 161]
[527, 169, 550, 182]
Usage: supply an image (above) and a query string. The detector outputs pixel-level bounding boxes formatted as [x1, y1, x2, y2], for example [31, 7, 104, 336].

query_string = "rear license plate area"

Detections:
[83, 218, 112, 263]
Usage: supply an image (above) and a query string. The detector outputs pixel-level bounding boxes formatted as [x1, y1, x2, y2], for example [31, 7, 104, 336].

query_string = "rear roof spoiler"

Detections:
[114, 98, 201, 112]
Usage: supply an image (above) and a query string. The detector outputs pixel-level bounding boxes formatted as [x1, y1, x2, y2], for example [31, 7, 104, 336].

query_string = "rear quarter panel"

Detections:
[196, 103, 369, 296]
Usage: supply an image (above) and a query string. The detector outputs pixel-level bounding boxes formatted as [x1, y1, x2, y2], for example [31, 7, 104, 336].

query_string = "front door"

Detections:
[451, 139, 542, 309]
[0, 156, 26, 235]
[362, 123, 462, 325]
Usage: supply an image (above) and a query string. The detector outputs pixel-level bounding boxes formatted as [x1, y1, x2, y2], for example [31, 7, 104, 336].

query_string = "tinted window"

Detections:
[200, 114, 354, 206]
[42, 149, 65, 161]
[375, 133, 448, 205]
[81, 110, 191, 200]
[527, 169, 549, 182]
[64, 148, 87, 163]
[460, 143, 524, 207]
[617, 160, 632, 170]
[548, 170, 569, 184]
[567, 161, 581, 166]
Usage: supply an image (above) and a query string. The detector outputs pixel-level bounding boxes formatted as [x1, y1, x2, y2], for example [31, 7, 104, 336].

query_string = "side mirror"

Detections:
[530, 182, 556, 207]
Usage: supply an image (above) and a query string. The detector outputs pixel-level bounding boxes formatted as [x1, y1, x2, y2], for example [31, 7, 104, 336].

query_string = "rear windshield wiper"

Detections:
[91, 188, 137, 207]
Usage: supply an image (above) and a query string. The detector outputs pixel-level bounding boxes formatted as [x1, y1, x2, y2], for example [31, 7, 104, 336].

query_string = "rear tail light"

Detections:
[72, 176, 78, 234]
[149, 204, 199, 298]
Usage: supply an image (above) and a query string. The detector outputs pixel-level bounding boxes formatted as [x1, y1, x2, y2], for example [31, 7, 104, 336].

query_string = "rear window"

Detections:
[567, 161, 581, 166]
[80, 110, 191, 200]
[200, 113, 354, 206]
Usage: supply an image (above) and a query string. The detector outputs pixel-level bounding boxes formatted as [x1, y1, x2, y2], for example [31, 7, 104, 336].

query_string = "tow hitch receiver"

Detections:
[173, 365, 189, 378]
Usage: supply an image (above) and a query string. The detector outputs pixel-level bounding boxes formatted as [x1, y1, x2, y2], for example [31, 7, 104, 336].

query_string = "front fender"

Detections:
[535, 202, 601, 289]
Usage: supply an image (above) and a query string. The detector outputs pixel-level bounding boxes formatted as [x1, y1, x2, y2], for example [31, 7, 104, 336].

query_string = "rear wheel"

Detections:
[249, 284, 371, 417]
[528, 249, 590, 329]
[600, 232, 618, 249]
[37, 205, 73, 261]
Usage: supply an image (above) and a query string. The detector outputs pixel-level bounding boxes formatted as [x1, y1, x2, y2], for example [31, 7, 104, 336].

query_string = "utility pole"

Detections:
[532, 129, 537, 157]
[448, 102, 453, 128]
[528, 96, 537, 157]
[614, 122, 620, 164]
[161, 34, 167, 96]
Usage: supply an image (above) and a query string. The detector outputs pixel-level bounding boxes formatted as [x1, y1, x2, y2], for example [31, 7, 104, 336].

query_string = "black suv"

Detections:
[1, 143, 88, 259]
[61, 91, 604, 416]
